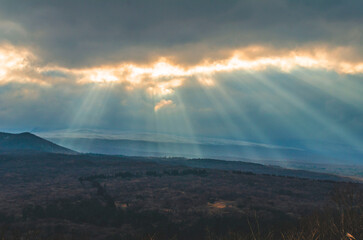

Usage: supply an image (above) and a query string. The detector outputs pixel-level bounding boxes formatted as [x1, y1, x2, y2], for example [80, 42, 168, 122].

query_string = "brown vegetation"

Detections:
[0, 153, 361, 239]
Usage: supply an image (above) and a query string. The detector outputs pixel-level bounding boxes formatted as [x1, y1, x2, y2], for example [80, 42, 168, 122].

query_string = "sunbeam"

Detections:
[59, 83, 115, 150]
[252, 72, 363, 154]
[192, 77, 264, 161]
[212, 73, 288, 164]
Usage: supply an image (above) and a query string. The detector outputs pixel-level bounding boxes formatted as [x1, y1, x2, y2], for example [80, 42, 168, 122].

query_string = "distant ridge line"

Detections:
[0, 132, 77, 154]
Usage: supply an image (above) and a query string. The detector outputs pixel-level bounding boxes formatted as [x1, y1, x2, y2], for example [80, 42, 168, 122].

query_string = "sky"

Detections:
[0, 0, 362, 161]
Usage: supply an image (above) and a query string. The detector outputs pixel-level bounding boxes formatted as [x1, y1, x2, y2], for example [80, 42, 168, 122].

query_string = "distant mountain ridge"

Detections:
[0, 132, 77, 154]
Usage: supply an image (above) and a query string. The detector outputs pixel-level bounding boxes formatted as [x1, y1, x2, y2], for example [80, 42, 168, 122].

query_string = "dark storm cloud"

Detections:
[0, 0, 362, 67]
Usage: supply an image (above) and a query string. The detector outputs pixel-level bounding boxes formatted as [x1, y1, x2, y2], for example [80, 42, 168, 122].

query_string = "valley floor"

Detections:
[0, 153, 362, 239]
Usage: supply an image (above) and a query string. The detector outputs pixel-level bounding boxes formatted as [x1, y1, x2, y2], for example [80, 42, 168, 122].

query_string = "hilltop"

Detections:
[0, 132, 76, 154]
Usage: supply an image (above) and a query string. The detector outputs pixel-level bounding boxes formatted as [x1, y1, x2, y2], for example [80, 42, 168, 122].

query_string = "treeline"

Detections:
[2, 184, 362, 240]
[79, 168, 208, 182]
[209, 184, 363, 240]
[22, 199, 171, 230]
[20, 199, 294, 240]
[147, 168, 207, 177]
[18, 183, 363, 240]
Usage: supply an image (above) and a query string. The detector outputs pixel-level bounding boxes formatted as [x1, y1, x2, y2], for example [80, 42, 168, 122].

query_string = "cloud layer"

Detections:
[0, 0, 362, 67]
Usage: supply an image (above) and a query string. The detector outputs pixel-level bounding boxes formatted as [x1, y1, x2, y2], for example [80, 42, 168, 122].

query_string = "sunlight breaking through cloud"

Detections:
[0, 44, 33, 84]
[1, 44, 363, 96]
[74, 47, 363, 94]
[154, 99, 174, 112]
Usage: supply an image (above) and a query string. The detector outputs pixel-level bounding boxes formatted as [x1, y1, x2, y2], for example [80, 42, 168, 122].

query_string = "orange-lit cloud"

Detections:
[69, 46, 363, 96]
[154, 99, 174, 112]
[0, 44, 32, 83]
[1, 44, 363, 94]
[73, 46, 363, 89]
[0, 44, 53, 86]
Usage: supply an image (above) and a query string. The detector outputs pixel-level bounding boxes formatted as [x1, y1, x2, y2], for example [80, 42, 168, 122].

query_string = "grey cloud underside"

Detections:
[0, 0, 362, 67]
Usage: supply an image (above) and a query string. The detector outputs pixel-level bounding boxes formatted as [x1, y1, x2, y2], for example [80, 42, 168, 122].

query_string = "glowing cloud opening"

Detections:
[69, 47, 363, 91]
[0, 44, 33, 84]
[1, 44, 363, 94]
[154, 99, 174, 112]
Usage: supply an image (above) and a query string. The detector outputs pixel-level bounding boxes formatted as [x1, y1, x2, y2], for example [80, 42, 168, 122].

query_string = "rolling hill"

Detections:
[0, 132, 77, 154]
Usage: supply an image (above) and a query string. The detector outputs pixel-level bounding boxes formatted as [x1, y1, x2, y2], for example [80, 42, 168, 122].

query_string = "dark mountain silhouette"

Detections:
[0, 132, 77, 154]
